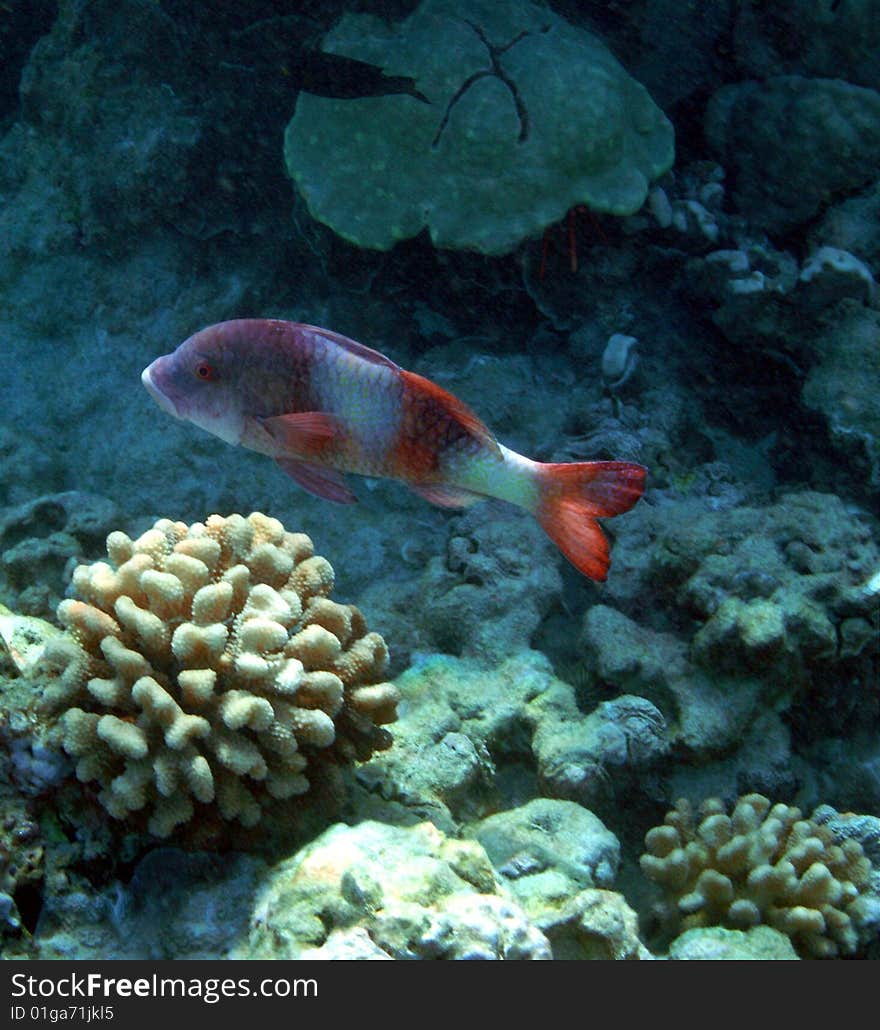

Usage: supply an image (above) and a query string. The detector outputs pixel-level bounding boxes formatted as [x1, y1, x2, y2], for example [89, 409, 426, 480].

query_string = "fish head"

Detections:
[141, 323, 250, 446]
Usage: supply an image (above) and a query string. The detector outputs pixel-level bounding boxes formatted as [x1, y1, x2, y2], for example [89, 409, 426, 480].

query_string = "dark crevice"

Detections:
[13, 882, 44, 935]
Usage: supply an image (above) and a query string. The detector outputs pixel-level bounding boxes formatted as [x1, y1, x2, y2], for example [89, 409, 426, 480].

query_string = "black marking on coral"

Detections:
[431, 21, 549, 149]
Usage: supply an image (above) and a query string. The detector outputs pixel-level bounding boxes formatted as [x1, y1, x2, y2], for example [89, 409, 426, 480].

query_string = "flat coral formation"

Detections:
[284, 0, 673, 254]
[40, 513, 398, 837]
[640, 793, 874, 957]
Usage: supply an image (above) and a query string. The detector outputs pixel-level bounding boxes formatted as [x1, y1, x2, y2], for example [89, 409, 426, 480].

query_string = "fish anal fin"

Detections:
[262, 411, 341, 457]
[409, 483, 483, 509]
[275, 458, 358, 504]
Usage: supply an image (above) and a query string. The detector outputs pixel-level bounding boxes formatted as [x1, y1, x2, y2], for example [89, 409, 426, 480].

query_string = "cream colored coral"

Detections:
[42, 513, 399, 837]
[640, 793, 873, 957]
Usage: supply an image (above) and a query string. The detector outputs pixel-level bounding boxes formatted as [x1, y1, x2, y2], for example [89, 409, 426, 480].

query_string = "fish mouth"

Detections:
[141, 361, 180, 419]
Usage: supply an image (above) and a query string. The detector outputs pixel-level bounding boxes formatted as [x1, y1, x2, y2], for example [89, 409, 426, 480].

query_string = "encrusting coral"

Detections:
[40, 513, 399, 837]
[640, 793, 874, 958]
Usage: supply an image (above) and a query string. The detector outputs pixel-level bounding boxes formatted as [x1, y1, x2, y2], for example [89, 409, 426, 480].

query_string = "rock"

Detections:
[300, 927, 393, 960]
[470, 798, 619, 923]
[0, 492, 118, 616]
[34, 849, 264, 959]
[668, 925, 799, 960]
[707, 77, 880, 235]
[543, 889, 652, 960]
[733, 1, 880, 91]
[803, 305, 880, 488]
[241, 820, 549, 960]
[0, 604, 61, 677]
[531, 685, 670, 809]
[364, 503, 563, 667]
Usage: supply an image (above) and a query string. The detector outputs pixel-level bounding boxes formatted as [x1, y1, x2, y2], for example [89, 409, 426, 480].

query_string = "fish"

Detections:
[227, 37, 430, 104]
[290, 50, 430, 104]
[141, 320, 646, 581]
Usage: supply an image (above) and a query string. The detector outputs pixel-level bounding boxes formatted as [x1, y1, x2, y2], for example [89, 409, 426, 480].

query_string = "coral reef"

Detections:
[640, 793, 875, 957]
[24, 813, 649, 961]
[596, 491, 878, 756]
[678, 494, 876, 687]
[1, 0, 879, 966]
[531, 690, 669, 811]
[284, 0, 673, 254]
[364, 502, 563, 667]
[40, 512, 398, 837]
[354, 651, 556, 830]
[355, 650, 670, 829]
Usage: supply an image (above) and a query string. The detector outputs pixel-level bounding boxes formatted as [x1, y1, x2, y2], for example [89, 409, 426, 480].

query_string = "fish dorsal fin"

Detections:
[400, 370, 501, 455]
[301, 325, 402, 372]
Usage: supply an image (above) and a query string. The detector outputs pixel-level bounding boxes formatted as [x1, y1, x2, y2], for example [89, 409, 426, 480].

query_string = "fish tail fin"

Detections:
[534, 461, 646, 581]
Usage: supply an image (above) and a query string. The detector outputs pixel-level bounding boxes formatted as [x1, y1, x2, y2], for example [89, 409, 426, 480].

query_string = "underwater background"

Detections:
[0, 0, 879, 961]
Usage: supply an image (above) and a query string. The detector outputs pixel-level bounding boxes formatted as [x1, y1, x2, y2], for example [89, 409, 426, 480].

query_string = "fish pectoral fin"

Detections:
[275, 458, 358, 505]
[408, 483, 484, 509]
[261, 411, 341, 455]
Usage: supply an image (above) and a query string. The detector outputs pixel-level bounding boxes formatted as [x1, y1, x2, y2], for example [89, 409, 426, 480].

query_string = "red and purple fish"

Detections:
[141, 320, 645, 580]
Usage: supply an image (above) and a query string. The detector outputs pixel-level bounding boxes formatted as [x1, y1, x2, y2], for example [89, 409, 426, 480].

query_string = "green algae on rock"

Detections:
[284, 0, 674, 255]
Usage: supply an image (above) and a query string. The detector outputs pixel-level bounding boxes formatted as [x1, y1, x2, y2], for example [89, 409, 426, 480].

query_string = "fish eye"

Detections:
[195, 362, 218, 381]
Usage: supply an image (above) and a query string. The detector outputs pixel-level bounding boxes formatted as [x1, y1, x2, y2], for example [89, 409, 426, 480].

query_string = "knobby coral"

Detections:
[40, 513, 399, 837]
[640, 793, 874, 957]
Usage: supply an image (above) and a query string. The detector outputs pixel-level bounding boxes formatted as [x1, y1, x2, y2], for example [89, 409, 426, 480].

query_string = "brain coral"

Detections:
[640, 793, 874, 958]
[40, 513, 398, 837]
[284, 0, 674, 255]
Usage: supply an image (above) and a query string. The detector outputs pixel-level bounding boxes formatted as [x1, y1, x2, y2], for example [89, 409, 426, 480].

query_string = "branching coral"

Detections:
[40, 513, 399, 837]
[640, 793, 874, 957]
